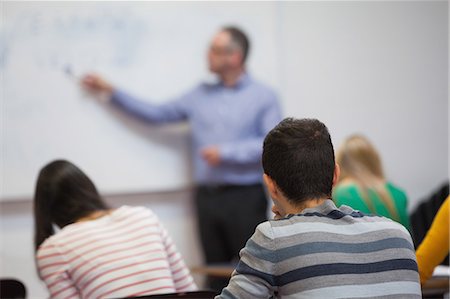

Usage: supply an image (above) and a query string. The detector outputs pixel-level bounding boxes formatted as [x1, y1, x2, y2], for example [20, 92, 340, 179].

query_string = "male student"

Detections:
[216, 118, 421, 298]
[81, 26, 282, 291]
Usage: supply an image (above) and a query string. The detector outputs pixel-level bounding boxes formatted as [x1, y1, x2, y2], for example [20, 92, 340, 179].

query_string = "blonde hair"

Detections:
[336, 135, 399, 221]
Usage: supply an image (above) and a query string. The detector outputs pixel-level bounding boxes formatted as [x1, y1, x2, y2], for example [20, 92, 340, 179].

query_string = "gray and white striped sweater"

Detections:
[216, 200, 421, 299]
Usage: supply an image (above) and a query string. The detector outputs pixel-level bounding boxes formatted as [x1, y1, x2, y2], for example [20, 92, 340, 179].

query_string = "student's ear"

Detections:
[332, 163, 341, 187]
[263, 173, 278, 200]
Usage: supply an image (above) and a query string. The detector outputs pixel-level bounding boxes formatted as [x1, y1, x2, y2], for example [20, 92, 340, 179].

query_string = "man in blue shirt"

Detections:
[82, 26, 282, 292]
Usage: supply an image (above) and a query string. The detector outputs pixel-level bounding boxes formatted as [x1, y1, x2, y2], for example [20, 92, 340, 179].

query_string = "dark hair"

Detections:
[262, 118, 335, 204]
[222, 26, 250, 64]
[33, 160, 109, 252]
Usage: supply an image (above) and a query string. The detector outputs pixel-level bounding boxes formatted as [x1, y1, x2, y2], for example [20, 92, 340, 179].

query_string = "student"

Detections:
[81, 26, 282, 291]
[216, 118, 421, 298]
[34, 160, 196, 299]
[416, 196, 449, 285]
[333, 134, 410, 229]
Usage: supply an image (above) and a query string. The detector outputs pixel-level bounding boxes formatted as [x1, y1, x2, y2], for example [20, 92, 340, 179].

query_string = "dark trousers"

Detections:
[195, 184, 268, 293]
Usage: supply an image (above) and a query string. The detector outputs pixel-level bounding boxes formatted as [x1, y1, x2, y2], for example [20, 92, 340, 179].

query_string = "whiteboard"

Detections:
[1, 2, 281, 200]
[1, 1, 448, 205]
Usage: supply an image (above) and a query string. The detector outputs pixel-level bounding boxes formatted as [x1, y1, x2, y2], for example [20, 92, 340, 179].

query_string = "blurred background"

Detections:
[1, 1, 448, 296]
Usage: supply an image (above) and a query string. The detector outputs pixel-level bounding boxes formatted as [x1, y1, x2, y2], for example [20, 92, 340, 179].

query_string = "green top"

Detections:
[332, 182, 410, 230]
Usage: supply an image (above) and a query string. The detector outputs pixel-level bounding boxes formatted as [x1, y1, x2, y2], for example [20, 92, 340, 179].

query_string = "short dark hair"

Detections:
[262, 118, 335, 204]
[33, 160, 109, 251]
[222, 26, 250, 64]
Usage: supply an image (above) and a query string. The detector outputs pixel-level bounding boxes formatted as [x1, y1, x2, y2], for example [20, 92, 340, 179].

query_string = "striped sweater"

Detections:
[216, 200, 421, 299]
[37, 206, 196, 299]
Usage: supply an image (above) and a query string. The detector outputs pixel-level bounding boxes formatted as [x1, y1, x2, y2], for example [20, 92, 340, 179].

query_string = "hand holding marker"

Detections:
[66, 66, 112, 102]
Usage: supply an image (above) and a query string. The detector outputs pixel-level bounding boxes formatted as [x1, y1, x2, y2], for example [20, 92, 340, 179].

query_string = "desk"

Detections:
[422, 276, 449, 298]
[190, 265, 234, 278]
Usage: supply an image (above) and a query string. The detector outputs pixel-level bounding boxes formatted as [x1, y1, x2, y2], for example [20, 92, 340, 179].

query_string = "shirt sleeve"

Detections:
[37, 243, 81, 299]
[158, 221, 197, 292]
[219, 92, 282, 165]
[110, 88, 193, 124]
[215, 222, 277, 299]
[416, 196, 449, 284]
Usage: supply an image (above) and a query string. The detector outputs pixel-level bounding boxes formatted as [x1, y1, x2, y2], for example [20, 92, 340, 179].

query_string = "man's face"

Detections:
[207, 31, 237, 74]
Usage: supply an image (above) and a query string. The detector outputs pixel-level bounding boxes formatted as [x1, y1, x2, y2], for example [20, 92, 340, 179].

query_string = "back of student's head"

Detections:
[336, 134, 384, 181]
[262, 118, 335, 204]
[33, 160, 108, 251]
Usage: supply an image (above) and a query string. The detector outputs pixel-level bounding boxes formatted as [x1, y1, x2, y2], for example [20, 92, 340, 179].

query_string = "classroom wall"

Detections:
[276, 1, 449, 211]
[1, 1, 448, 297]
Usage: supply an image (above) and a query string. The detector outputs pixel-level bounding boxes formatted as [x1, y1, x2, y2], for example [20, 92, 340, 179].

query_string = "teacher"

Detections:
[82, 26, 282, 292]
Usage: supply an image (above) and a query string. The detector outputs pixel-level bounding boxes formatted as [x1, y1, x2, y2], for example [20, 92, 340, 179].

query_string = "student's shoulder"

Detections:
[333, 181, 360, 204]
[253, 218, 298, 242]
[254, 220, 275, 240]
[113, 205, 157, 219]
[37, 227, 77, 257]
[260, 216, 310, 238]
[334, 180, 358, 193]
[37, 234, 60, 256]
[358, 212, 413, 239]
[381, 217, 414, 242]
[386, 182, 408, 199]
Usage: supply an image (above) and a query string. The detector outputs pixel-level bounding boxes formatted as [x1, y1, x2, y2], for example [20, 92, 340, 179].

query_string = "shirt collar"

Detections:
[284, 199, 337, 219]
[236, 72, 251, 88]
[219, 72, 252, 90]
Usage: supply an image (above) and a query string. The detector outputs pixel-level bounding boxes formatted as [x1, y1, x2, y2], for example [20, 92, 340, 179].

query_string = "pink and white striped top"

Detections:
[37, 206, 197, 299]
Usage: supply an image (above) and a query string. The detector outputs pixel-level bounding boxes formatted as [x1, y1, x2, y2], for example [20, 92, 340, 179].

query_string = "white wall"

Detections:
[1, 1, 448, 297]
[277, 1, 448, 210]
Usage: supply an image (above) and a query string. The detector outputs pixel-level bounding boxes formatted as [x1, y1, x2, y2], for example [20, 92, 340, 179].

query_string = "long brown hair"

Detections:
[336, 135, 399, 221]
[33, 160, 109, 252]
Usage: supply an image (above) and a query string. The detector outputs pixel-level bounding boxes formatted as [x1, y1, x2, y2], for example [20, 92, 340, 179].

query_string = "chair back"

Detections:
[120, 290, 217, 299]
[410, 182, 449, 265]
[0, 279, 27, 299]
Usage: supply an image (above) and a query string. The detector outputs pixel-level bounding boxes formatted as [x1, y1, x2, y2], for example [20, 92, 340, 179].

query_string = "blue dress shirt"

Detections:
[111, 73, 282, 186]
